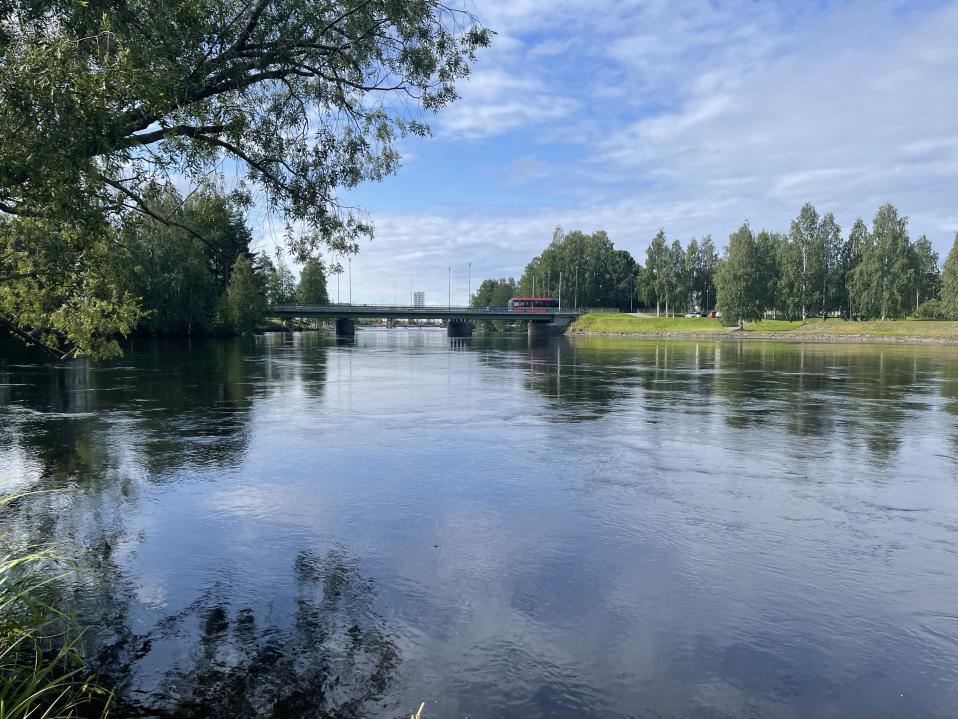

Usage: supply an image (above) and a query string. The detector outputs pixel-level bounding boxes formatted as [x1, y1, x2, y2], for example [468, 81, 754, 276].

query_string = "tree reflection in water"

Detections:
[476, 337, 627, 421]
[114, 550, 399, 719]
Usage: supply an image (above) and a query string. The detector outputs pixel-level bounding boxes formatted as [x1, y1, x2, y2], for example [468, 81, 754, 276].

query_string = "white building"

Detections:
[413, 291, 425, 308]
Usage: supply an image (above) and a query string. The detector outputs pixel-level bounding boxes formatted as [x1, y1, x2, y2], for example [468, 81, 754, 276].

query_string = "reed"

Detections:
[0, 493, 112, 719]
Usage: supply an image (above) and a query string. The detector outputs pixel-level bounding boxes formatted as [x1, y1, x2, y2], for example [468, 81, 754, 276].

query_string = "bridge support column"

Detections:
[282, 318, 294, 332]
[528, 318, 572, 340]
[447, 319, 473, 337]
[335, 318, 355, 338]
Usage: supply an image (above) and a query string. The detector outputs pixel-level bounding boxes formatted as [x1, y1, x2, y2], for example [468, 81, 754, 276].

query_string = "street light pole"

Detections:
[468, 262, 471, 306]
[348, 257, 352, 304]
[448, 266, 451, 309]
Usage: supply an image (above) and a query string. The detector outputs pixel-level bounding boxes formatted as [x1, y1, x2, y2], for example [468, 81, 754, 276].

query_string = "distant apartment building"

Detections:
[413, 291, 425, 308]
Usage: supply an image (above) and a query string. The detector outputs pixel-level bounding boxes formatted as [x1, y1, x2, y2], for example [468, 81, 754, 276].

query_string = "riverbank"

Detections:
[567, 314, 958, 344]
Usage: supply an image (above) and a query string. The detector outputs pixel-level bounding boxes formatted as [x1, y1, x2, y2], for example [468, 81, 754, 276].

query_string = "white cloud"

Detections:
[438, 66, 578, 140]
[595, 2, 958, 243]
[260, 1, 958, 300]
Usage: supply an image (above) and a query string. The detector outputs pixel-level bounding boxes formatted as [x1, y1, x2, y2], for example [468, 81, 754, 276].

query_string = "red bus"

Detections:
[508, 297, 560, 312]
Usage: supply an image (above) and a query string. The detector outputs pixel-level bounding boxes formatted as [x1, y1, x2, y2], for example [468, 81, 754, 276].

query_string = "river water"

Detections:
[1, 330, 957, 718]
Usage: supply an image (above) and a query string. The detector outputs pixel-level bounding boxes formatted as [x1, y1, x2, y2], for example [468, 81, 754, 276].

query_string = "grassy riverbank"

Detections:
[568, 314, 958, 343]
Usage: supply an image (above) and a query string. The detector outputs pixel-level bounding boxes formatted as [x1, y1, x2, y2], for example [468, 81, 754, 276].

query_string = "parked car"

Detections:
[684, 311, 704, 317]
[707, 310, 717, 318]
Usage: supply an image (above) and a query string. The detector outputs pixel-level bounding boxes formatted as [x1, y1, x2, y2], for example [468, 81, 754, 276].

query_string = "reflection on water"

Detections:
[2, 329, 958, 718]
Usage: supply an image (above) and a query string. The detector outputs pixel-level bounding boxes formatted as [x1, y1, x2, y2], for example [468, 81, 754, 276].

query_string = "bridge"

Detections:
[267, 304, 583, 338]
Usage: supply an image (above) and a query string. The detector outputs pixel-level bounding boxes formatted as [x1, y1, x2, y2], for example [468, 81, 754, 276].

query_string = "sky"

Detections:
[256, 0, 958, 306]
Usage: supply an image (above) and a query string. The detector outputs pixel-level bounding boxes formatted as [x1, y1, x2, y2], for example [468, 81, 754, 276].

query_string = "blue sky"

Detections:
[258, 0, 958, 305]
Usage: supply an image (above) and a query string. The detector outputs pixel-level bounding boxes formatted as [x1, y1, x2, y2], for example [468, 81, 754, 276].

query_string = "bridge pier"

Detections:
[335, 318, 356, 338]
[528, 318, 571, 340]
[447, 319, 473, 337]
[282, 318, 294, 333]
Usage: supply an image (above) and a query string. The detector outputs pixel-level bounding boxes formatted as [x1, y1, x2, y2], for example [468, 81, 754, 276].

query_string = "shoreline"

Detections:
[565, 329, 958, 345]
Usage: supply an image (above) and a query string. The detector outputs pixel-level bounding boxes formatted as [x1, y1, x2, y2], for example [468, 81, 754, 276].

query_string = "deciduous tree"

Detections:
[0, 0, 489, 353]
[518, 229, 627, 309]
[941, 233, 958, 318]
[120, 185, 254, 336]
[715, 224, 763, 328]
[911, 234, 941, 312]
[754, 230, 782, 317]
[296, 257, 331, 305]
[221, 255, 266, 334]
[840, 219, 867, 319]
[852, 204, 913, 320]
[698, 235, 718, 313]
[779, 203, 824, 322]
[646, 229, 670, 316]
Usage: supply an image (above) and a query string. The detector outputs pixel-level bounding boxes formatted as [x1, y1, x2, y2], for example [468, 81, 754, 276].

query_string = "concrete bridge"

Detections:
[268, 304, 582, 338]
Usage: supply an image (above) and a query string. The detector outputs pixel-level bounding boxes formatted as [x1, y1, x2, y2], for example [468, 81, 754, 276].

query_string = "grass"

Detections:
[572, 314, 726, 333]
[0, 494, 112, 719]
[570, 313, 958, 340]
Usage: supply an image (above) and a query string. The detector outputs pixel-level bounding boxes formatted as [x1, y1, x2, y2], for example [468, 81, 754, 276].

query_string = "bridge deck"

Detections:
[268, 304, 582, 322]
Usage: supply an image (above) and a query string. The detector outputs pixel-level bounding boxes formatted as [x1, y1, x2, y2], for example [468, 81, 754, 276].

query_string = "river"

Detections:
[1, 330, 957, 718]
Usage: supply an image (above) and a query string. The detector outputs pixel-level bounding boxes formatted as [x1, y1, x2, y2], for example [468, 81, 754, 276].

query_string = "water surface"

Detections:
[1, 330, 957, 718]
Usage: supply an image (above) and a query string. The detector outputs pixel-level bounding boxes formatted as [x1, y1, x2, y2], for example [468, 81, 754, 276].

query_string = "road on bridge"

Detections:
[267, 304, 582, 322]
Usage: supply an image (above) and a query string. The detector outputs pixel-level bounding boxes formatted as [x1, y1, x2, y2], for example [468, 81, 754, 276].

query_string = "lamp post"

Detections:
[348, 257, 352, 304]
[468, 261, 471, 306]
[448, 266, 451, 309]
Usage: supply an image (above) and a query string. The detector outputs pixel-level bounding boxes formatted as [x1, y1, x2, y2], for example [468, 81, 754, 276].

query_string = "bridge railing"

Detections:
[269, 304, 582, 314]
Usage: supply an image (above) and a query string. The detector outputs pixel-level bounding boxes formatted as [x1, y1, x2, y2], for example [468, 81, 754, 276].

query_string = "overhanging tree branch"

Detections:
[117, 123, 228, 149]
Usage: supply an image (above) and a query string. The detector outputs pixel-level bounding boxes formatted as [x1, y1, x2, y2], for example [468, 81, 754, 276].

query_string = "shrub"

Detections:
[911, 299, 950, 320]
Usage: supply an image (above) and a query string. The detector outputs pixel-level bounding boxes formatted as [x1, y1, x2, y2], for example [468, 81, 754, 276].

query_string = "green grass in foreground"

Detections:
[571, 313, 958, 339]
[1, 494, 111, 719]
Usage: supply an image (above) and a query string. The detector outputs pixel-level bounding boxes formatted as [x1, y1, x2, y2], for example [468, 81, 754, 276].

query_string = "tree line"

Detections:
[471, 228, 638, 311]
[714, 203, 951, 326]
[1, 184, 331, 356]
[473, 202, 958, 325]
[119, 185, 333, 336]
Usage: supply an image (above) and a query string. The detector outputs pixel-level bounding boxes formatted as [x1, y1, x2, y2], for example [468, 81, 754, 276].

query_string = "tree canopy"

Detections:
[941, 233, 958, 318]
[0, 0, 489, 356]
[517, 228, 635, 310]
[296, 257, 331, 305]
[471, 278, 518, 309]
[121, 185, 254, 336]
[715, 223, 763, 327]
